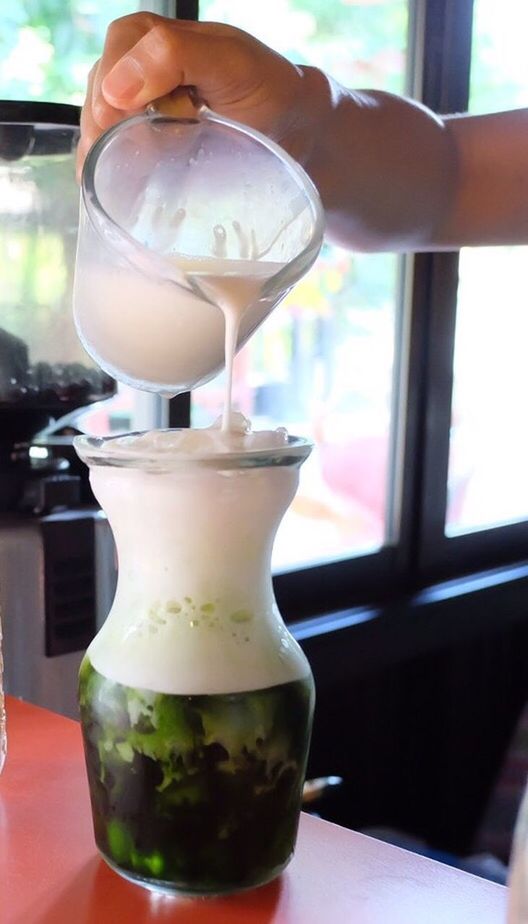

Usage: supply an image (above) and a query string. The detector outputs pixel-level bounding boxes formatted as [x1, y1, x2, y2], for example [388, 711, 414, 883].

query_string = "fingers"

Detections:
[77, 15, 203, 175]
[101, 22, 199, 110]
[77, 62, 99, 181]
[92, 14, 151, 127]
[77, 13, 305, 180]
[78, 58, 134, 181]
[101, 20, 240, 112]
[77, 13, 159, 176]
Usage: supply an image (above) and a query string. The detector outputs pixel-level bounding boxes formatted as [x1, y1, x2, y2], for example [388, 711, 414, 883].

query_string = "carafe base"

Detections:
[100, 849, 291, 897]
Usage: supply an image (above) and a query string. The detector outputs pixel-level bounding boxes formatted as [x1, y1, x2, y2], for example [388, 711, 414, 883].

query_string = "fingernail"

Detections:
[103, 57, 144, 101]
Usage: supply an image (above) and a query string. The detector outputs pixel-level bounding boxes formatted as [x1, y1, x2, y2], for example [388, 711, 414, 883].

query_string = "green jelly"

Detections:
[79, 656, 314, 894]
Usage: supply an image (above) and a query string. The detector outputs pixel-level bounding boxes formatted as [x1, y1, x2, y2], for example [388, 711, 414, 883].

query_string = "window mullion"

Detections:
[383, 0, 425, 551]
[175, 0, 198, 18]
[140, 1, 178, 15]
[409, 0, 474, 580]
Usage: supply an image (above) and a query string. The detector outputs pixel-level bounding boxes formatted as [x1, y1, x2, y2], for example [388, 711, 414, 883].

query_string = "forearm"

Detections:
[299, 68, 459, 252]
[84, 15, 528, 254]
[300, 69, 528, 252]
[437, 109, 528, 248]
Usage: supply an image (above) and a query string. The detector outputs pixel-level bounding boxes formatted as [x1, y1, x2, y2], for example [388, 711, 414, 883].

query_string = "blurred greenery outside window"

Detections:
[0, 2, 144, 435]
[1, 2, 133, 104]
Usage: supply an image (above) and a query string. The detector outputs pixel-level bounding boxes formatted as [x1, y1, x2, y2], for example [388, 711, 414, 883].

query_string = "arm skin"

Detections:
[78, 13, 528, 253]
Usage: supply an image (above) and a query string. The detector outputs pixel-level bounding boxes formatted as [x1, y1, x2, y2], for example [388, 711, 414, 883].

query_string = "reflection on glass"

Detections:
[196, 0, 409, 569]
[0, 125, 114, 416]
[447, 0, 528, 534]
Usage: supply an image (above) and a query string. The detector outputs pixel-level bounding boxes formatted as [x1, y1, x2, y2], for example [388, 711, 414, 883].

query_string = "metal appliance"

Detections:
[0, 101, 117, 718]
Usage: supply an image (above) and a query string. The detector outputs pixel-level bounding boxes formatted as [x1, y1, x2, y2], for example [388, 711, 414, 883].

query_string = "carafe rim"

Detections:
[74, 429, 312, 472]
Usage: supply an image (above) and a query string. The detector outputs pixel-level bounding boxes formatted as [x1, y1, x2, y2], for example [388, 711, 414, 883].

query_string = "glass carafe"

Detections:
[75, 431, 314, 895]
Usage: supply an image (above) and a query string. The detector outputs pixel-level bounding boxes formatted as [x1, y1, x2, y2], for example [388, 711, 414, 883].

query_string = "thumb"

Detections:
[101, 21, 245, 112]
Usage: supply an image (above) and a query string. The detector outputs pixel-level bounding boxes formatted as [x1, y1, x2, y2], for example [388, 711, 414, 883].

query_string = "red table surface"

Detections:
[1, 696, 507, 924]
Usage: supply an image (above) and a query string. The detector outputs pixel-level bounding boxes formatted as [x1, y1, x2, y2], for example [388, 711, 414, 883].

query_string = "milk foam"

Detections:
[85, 419, 310, 695]
[107, 412, 289, 458]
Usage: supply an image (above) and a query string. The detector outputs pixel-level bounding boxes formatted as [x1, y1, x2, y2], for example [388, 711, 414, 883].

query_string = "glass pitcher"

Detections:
[73, 103, 324, 395]
[75, 430, 314, 895]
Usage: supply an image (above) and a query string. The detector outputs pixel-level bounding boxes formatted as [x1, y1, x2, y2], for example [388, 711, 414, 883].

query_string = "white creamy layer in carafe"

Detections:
[86, 427, 310, 695]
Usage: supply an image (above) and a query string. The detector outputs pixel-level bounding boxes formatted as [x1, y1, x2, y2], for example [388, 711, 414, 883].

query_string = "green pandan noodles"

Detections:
[79, 656, 314, 893]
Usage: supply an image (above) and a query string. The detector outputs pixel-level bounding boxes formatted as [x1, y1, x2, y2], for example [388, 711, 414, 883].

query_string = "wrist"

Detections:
[282, 65, 339, 171]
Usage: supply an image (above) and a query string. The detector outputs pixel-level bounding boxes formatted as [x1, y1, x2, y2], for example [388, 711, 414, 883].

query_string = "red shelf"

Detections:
[1, 696, 507, 923]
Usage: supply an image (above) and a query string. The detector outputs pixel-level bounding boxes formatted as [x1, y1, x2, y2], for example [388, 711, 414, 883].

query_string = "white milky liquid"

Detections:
[176, 257, 285, 430]
[85, 421, 310, 695]
[74, 255, 286, 423]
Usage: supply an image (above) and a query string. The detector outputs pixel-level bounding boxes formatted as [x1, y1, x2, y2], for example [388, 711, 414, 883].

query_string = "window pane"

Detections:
[0, 2, 167, 438]
[196, 0, 409, 570]
[446, 0, 528, 534]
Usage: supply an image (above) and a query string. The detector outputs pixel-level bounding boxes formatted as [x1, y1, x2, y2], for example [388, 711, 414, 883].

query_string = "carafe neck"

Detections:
[90, 462, 297, 620]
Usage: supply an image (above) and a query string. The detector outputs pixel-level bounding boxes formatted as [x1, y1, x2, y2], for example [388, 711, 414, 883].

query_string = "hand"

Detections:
[78, 13, 319, 178]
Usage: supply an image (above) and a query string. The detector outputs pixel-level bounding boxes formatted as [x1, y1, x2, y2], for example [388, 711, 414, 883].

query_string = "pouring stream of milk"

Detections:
[174, 240, 286, 430]
[75, 211, 291, 431]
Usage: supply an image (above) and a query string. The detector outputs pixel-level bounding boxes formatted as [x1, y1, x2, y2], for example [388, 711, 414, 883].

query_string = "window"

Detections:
[1, 2, 136, 105]
[409, 0, 528, 581]
[196, 1, 411, 571]
[5, 0, 528, 621]
[186, 0, 528, 609]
